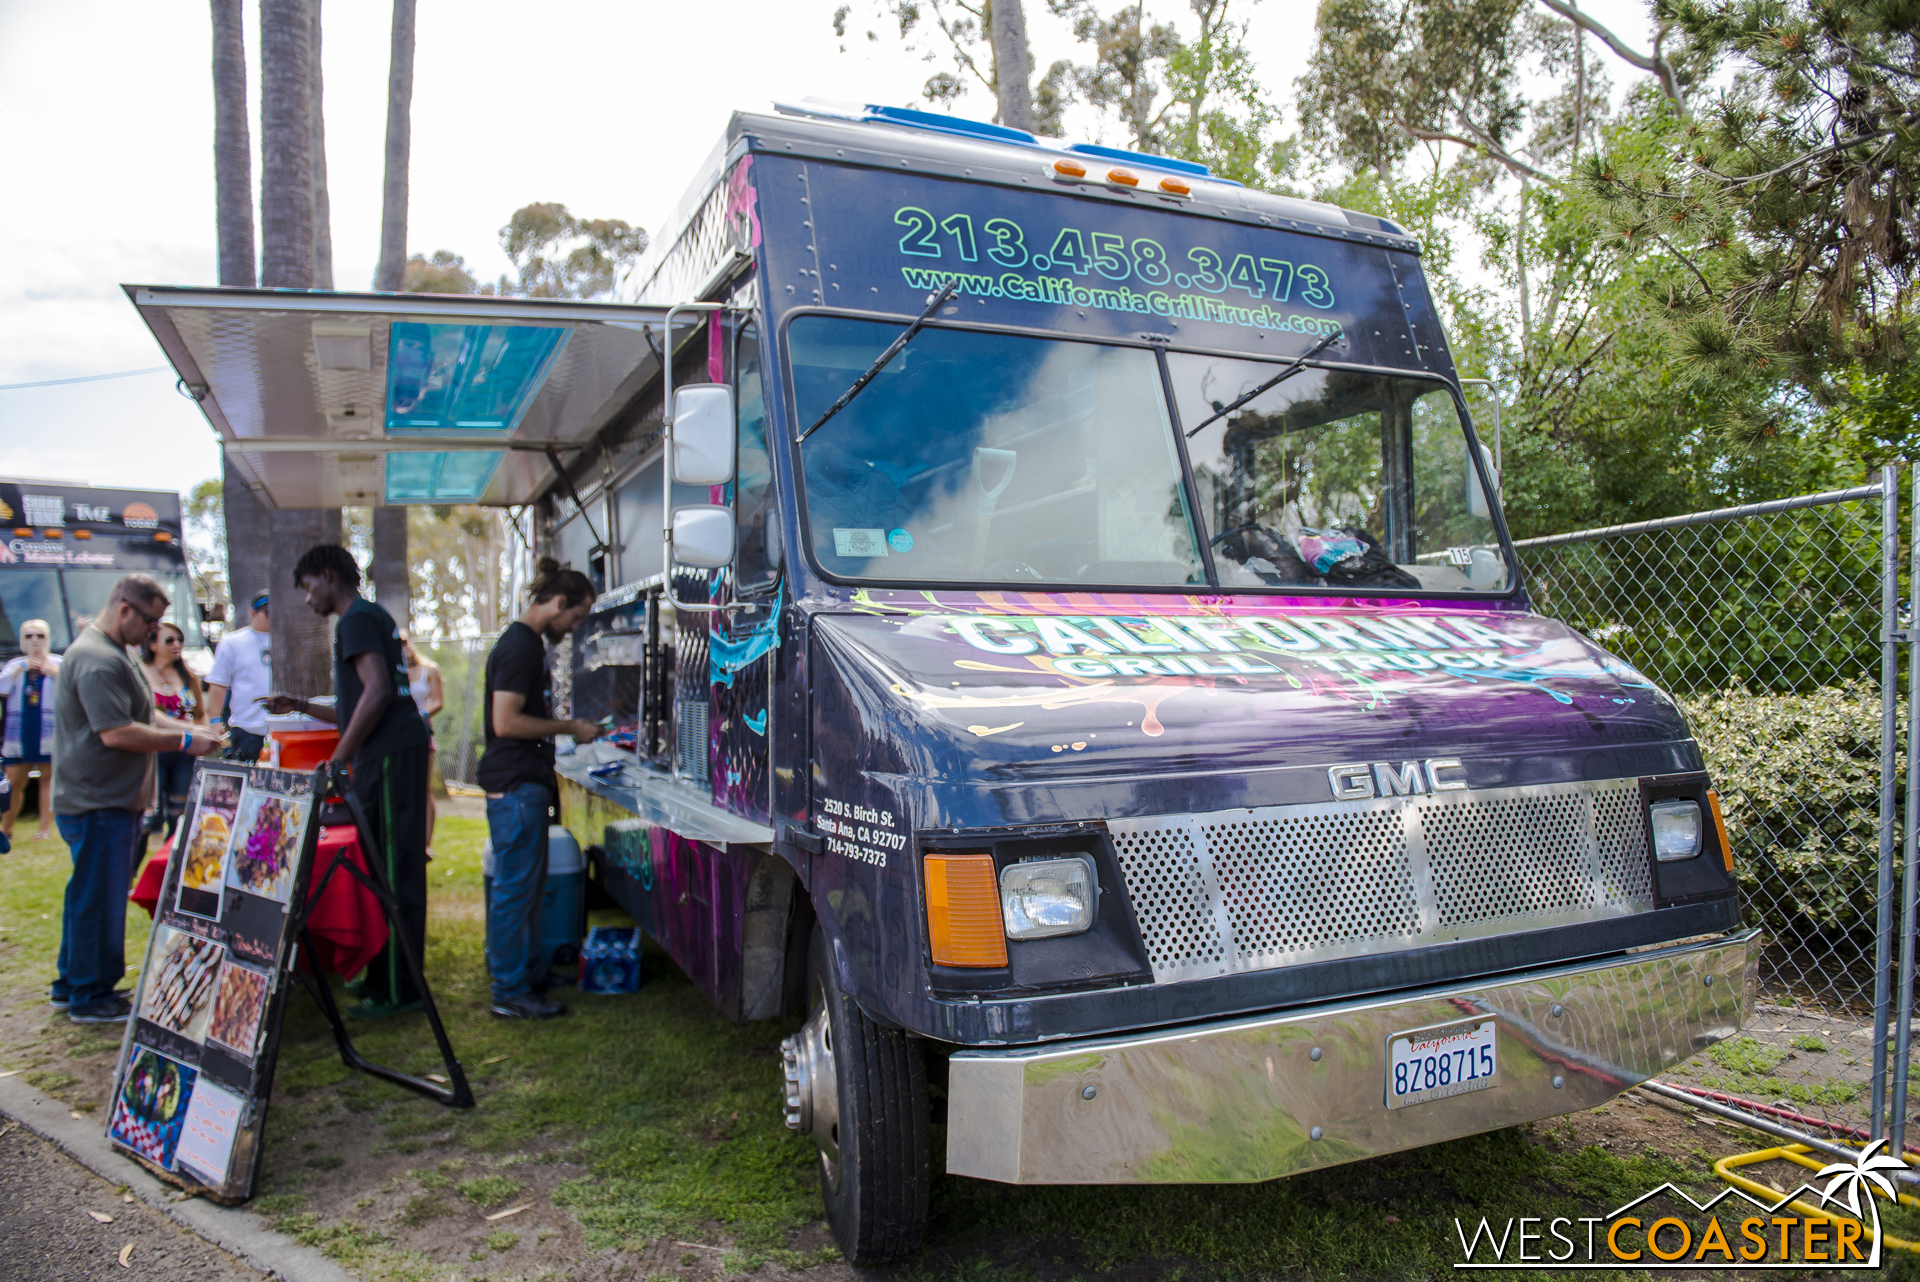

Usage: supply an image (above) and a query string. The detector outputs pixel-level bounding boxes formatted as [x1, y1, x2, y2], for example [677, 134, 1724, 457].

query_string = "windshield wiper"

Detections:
[1185, 328, 1344, 437]
[797, 278, 960, 442]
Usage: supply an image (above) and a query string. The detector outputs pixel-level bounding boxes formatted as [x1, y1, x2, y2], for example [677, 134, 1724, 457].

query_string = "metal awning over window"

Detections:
[126, 285, 671, 509]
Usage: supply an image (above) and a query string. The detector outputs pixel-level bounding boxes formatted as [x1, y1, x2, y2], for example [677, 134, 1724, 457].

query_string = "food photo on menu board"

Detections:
[137, 927, 222, 1043]
[225, 785, 309, 904]
[205, 957, 271, 1062]
[106, 1045, 198, 1170]
[176, 771, 244, 919]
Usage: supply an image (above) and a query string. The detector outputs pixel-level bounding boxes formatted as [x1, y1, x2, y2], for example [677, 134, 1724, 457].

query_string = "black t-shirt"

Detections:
[332, 596, 429, 767]
[475, 621, 556, 792]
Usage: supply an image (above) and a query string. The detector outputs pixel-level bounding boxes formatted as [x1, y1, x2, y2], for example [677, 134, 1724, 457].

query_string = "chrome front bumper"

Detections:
[945, 929, 1757, 1184]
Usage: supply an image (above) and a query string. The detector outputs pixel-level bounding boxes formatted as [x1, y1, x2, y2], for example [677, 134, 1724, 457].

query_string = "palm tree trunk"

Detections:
[374, 0, 415, 292]
[211, 0, 270, 623]
[259, 0, 315, 290]
[211, 0, 254, 289]
[372, 507, 410, 625]
[371, 0, 417, 617]
[989, 0, 1035, 132]
[259, 0, 334, 696]
[310, 0, 333, 289]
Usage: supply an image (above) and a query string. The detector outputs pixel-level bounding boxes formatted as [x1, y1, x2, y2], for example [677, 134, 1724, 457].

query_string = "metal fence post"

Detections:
[1893, 467, 1920, 1157]
[1872, 464, 1901, 1142]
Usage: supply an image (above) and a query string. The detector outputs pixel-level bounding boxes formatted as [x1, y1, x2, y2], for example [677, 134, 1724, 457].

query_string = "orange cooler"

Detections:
[263, 711, 338, 769]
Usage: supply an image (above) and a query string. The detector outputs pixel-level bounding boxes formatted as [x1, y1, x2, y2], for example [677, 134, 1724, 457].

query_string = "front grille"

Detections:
[1110, 778, 1654, 984]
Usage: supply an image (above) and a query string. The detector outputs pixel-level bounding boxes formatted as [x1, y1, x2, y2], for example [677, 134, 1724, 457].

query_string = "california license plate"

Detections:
[1386, 1017, 1498, 1109]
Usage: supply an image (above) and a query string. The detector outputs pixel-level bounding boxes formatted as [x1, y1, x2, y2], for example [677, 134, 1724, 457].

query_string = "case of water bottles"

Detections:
[577, 926, 642, 994]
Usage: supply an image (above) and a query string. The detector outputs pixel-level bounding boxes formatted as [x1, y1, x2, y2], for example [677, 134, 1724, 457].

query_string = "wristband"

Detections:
[181, 732, 191, 751]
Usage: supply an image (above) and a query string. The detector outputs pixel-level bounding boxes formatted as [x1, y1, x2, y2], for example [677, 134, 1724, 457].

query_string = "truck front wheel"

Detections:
[780, 925, 929, 1262]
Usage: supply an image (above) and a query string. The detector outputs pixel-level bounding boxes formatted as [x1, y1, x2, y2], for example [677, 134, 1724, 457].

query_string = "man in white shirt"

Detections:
[205, 593, 272, 762]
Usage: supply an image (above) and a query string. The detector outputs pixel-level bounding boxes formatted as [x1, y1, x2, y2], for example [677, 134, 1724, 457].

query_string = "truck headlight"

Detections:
[1649, 800, 1703, 861]
[1000, 856, 1096, 939]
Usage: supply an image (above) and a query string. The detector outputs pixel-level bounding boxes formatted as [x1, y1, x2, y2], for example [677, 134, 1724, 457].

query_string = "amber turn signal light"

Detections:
[1052, 158, 1088, 178]
[1706, 790, 1734, 872]
[1158, 176, 1192, 195]
[924, 852, 1007, 967]
[1107, 167, 1140, 187]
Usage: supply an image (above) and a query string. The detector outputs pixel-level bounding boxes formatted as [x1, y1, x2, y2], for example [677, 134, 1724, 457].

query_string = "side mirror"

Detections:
[672, 505, 736, 568]
[1467, 443, 1499, 518]
[671, 384, 735, 485]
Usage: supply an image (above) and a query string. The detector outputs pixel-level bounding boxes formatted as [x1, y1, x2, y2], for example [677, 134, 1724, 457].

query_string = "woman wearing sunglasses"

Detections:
[2, 620, 61, 843]
[139, 621, 207, 841]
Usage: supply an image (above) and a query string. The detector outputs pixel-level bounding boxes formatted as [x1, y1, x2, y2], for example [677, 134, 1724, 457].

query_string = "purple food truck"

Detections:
[129, 102, 1753, 1262]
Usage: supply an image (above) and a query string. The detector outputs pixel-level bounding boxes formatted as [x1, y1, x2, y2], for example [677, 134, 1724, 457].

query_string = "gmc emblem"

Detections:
[1329, 758, 1468, 801]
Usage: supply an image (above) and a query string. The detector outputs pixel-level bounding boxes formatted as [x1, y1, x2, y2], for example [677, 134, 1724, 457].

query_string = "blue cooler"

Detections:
[481, 825, 586, 977]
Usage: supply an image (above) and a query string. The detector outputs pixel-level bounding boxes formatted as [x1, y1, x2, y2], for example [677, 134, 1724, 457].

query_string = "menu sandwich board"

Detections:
[105, 762, 321, 1201]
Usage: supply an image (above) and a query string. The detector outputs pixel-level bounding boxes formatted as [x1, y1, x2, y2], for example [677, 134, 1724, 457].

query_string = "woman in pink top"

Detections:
[139, 622, 207, 841]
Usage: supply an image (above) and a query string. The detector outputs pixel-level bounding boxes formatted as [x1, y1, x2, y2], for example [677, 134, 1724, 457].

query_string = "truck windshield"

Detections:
[62, 569, 204, 647]
[0, 571, 69, 652]
[792, 317, 1205, 586]
[1168, 353, 1511, 593]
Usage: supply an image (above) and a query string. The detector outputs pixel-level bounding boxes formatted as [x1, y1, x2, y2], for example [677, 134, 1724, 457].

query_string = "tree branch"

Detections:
[1691, 129, 1894, 187]
[1403, 124, 1561, 184]
[1534, 0, 1687, 118]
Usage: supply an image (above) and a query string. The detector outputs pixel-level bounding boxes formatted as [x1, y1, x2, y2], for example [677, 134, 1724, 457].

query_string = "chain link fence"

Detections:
[1514, 475, 1913, 1154]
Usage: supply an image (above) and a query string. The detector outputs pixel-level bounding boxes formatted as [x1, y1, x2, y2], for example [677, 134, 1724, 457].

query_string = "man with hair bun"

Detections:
[262, 543, 431, 1020]
[477, 557, 600, 1019]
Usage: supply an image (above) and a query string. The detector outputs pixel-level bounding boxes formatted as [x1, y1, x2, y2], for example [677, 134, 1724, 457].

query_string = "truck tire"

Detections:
[793, 924, 929, 1262]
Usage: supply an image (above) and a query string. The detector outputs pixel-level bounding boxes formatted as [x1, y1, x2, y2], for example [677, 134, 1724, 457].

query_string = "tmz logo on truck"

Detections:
[1328, 758, 1467, 800]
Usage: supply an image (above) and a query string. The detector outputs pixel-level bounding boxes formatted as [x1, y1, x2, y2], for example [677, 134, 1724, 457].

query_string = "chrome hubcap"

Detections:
[780, 992, 840, 1185]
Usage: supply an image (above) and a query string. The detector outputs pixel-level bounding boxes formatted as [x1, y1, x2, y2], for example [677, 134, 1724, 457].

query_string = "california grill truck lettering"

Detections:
[126, 104, 1753, 1263]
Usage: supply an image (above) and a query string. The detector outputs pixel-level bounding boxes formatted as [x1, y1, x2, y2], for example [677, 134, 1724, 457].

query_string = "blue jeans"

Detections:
[485, 783, 551, 1003]
[54, 809, 141, 1008]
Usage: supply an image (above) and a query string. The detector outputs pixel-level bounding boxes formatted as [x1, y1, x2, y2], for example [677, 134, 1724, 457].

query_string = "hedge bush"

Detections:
[1679, 681, 1890, 938]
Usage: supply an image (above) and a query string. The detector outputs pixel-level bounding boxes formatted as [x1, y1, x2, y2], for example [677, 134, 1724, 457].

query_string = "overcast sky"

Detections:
[0, 0, 1660, 500]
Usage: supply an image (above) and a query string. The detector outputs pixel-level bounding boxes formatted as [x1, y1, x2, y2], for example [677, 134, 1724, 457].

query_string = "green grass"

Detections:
[1707, 1035, 1788, 1075]
[0, 814, 1827, 1278]
[1791, 1034, 1829, 1053]
[454, 1174, 522, 1207]
[1698, 1070, 1862, 1107]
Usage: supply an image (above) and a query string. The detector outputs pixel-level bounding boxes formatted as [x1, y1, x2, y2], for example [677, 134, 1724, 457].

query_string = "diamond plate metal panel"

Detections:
[1110, 779, 1655, 984]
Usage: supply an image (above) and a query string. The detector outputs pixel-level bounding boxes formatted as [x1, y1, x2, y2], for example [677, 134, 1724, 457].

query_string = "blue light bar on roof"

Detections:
[384, 450, 504, 504]
[384, 322, 566, 435]
[862, 104, 1036, 145]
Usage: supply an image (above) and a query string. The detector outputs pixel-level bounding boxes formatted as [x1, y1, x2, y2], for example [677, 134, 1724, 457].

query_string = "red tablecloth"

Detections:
[130, 822, 389, 979]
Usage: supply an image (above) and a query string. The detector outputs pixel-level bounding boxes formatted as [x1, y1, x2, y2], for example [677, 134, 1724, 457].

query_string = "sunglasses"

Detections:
[127, 601, 166, 629]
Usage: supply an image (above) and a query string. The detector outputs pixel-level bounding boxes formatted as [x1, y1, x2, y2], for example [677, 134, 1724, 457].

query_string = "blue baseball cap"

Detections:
[251, 593, 271, 612]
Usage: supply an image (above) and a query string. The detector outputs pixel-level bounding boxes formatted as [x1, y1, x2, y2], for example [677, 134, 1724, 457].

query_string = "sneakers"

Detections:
[56, 987, 128, 1014]
[346, 998, 423, 1021]
[69, 995, 133, 1024]
[490, 993, 567, 1020]
[529, 970, 572, 995]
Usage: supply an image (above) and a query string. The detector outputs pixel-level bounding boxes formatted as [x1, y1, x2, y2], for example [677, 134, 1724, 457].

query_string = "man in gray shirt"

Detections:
[53, 575, 222, 1023]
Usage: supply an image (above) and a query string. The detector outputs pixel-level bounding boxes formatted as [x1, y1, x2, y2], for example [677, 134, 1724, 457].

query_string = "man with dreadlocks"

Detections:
[262, 543, 431, 1020]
